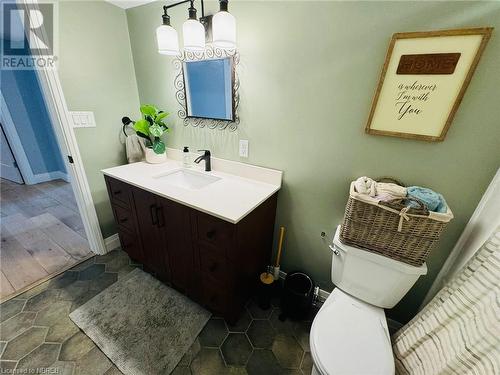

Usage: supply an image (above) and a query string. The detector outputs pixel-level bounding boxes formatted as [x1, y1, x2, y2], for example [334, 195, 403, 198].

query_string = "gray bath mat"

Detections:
[70, 268, 210, 375]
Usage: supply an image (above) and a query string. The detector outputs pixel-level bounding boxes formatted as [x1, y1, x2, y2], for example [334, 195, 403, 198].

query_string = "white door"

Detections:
[0, 123, 24, 184]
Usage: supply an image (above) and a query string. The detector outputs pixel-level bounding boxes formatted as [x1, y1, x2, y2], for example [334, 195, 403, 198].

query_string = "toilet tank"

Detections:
[331, 226, 427, 308]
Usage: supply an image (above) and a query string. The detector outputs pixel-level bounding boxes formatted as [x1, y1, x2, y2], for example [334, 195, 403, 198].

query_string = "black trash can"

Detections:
[280, 271, 315, 321]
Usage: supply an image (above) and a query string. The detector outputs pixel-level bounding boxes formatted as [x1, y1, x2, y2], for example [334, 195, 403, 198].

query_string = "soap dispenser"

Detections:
[183, 146, 191, 168]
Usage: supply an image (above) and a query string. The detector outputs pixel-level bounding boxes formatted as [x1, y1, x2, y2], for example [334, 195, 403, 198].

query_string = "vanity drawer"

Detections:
[195, 212, 235, 250]
[112, 204, 135, 233]
[199, 245, 227, 285]
[106, 177, 132, 209]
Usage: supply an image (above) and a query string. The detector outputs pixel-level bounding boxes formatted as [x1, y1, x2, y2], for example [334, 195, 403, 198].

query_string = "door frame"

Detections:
[15, 0, 106, 255]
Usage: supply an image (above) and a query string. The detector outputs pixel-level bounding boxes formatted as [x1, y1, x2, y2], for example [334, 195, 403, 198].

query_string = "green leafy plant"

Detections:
[133, 104, 170, 154]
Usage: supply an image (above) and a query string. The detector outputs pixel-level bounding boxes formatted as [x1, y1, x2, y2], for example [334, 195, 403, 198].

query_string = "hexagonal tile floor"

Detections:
[0, 249, 318, 374]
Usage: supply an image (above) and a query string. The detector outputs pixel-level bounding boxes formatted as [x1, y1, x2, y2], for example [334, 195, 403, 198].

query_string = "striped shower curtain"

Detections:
[392, 227, 500, 375]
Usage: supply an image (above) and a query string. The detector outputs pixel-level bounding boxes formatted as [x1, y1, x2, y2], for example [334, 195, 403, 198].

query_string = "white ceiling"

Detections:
[106, 0, 156, 10]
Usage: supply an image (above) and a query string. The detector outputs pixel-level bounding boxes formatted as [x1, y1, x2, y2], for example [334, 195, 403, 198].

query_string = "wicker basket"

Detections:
[340, 181, 453, 266]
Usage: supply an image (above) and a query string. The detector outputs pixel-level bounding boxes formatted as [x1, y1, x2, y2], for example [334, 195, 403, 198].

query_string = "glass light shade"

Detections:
[156, 24, 180, 55]
[182, 19, 205, 52]
[212, 11, 236, 49]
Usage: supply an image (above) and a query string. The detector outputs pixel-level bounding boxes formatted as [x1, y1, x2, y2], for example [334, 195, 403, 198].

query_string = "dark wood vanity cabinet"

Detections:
[104, 175, 278, 323]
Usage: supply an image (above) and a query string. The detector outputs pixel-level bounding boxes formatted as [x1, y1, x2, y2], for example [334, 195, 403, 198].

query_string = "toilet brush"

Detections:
[273, 226, 286, 281]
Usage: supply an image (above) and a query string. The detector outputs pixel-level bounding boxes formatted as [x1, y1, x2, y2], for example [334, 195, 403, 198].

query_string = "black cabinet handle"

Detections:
[209, 262, 218, 273]
[113, 190, 122, 195]
[150, 204, 158, 226]
[156, 206, 165, 228]
[119, 217, 128, 223]
[206, 230, 216, 239]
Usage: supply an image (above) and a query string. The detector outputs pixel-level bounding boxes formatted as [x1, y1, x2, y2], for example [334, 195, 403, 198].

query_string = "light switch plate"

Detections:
[70, 111, 96, 128]
[239, 139, 249, 158]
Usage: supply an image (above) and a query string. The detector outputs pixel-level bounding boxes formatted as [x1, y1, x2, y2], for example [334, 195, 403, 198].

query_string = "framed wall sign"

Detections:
[365, 28, 493, 142]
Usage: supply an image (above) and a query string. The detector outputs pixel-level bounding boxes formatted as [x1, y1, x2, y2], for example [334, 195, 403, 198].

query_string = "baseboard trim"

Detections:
[104, 233, 120, 252]
[28, 171, 69, 185]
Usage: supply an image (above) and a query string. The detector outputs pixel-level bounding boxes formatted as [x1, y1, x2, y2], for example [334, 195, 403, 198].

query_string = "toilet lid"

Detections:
[310, 291, 394, 375]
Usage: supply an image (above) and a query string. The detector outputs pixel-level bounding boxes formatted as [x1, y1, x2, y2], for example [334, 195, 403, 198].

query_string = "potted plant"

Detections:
[133, 104, 170, 163]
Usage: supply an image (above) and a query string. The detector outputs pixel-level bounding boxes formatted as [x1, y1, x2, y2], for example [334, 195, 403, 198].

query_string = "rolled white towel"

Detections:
[354, 176, 377, 197]
[377, 182, 407, 198]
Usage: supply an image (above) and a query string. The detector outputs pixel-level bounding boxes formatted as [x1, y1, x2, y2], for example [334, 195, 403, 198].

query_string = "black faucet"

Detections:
[194, 150, 211, 171]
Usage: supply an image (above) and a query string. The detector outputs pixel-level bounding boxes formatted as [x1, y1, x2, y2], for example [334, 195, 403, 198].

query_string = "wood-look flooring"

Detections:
[0, 178, 93, 301]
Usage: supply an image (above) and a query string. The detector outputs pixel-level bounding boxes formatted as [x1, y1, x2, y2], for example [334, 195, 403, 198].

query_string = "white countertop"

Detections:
[102, 152, 282, 224]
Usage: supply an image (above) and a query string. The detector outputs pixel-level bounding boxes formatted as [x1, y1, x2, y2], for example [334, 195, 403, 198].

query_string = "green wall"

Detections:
[126, 1, 500, 323]
[58, 1, 141, 237]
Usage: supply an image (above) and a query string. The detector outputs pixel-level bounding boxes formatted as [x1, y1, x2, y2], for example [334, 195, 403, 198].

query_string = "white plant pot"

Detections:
[144, 148, 166, 164]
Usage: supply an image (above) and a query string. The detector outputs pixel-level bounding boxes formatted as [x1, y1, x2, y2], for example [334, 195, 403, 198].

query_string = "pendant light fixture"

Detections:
[212, 0, 236, 49]
[156, 10, 180, 56]
[182, 2, 205, 52]
[156, 0, 236, 56]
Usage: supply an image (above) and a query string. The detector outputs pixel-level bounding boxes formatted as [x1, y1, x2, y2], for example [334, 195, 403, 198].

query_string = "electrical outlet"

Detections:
[239, 139, 249, 158]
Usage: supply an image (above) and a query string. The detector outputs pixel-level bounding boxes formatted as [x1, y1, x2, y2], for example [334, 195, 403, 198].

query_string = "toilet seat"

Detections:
[310, 289, 395, 375]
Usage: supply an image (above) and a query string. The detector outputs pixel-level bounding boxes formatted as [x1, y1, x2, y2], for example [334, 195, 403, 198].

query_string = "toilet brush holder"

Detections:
[258, 272, 274, 310]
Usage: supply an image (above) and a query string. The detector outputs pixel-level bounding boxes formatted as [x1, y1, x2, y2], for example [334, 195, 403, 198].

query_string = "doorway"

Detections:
[0, 68, 93, 301]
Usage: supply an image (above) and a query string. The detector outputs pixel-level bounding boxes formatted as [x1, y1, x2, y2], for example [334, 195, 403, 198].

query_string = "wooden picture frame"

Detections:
[365, 27, 493, 142]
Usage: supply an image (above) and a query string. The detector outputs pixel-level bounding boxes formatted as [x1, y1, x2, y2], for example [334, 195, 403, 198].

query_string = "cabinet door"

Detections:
[157, 197, 194, 295]
[131, 187, 171, 281]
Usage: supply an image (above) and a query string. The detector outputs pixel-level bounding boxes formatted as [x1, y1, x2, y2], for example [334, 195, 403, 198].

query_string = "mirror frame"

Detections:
[174, 46, 240, 131]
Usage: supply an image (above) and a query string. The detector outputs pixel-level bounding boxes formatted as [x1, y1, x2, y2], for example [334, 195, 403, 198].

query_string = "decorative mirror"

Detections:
[174, 46, 240, 131]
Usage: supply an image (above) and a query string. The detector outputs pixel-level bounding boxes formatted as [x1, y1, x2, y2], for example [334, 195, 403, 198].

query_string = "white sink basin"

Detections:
[154, 169, 221, 190]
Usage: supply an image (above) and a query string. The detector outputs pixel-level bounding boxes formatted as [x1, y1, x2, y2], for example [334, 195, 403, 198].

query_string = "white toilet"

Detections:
[310, 227, 427, 375]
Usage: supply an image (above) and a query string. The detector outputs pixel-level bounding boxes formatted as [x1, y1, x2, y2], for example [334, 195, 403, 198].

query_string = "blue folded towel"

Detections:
[407, 186, 447, 213]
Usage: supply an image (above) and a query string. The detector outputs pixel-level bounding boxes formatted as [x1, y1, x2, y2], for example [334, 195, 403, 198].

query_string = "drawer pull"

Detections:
[209, 263, 218, 273]
[119, 217, 128, 223]
[156, 206, 165, 228]
[113, 190, 122, 195]
[206, 230, 216, 239]
[150, 204, 158, 225]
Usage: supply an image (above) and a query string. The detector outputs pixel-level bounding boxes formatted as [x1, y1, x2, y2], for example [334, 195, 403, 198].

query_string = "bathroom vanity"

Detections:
[102, 151, 282, 323]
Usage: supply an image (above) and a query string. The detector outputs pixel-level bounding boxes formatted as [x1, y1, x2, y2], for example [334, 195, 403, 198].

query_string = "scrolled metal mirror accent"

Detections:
[174, 45, 240, 131]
